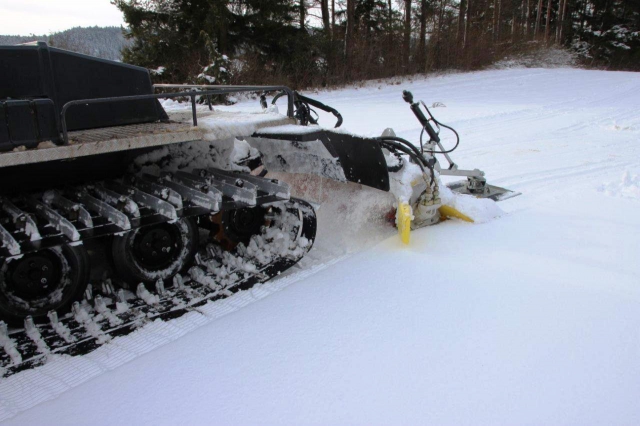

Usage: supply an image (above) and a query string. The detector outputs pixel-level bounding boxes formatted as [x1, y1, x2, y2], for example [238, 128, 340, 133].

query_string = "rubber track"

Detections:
[0, 199, 316, 377]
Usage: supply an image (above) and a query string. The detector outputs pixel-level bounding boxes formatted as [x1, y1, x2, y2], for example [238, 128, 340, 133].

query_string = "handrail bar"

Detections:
[59, 86, 296, 145]
[153, 84, 295, 117]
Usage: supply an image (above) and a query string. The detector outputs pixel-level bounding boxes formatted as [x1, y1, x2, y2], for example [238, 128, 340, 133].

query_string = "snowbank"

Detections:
[492, 46, 579, 69]
[599, 170, 640, 201]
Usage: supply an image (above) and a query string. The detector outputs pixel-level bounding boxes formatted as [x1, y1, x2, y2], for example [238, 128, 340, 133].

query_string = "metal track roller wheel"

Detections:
[0, 245, 90, 326]
[111, 218, 199, 288]
[210, 207, 268, 250]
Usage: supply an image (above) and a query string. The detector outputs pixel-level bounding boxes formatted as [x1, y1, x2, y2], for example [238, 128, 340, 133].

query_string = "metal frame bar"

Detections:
[149, 175, 221, 212]
[135, 176, 184, 210]
[25, 197, 81, 242]
[0, 223, 20, 256]
[43, 190, 94, 229]
[180, 170, 257, 207]
[59, 85, 296, 145]
[0, 197, 42, 241]
[106, 181, 178, 221]
[206, 168, 290, 199]
[78, 192, 132, 231]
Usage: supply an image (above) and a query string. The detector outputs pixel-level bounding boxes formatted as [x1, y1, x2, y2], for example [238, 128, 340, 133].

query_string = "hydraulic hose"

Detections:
[272, 91, 343, 128]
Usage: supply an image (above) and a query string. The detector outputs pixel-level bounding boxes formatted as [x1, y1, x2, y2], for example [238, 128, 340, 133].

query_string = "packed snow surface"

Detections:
[2, 67, 640, 425]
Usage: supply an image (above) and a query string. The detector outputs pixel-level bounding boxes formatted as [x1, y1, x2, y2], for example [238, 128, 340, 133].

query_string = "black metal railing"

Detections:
[60, 85, 296, 145]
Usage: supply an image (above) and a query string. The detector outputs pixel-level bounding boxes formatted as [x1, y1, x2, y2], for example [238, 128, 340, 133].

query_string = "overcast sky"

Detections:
[0, 0, 125, 36]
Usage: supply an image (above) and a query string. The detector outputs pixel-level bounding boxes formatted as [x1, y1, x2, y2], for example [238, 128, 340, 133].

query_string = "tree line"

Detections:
[115, 0, 639, 88]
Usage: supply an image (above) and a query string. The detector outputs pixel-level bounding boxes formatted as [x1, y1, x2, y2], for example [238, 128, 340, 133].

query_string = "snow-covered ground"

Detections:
[2, 67, 640, 425]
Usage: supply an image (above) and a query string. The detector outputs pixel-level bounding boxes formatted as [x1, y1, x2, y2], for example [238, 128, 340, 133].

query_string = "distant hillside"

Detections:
[0, 26, 130, 61]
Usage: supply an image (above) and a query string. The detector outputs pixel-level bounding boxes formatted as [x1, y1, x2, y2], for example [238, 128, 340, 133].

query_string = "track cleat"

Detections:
[94, 295, 107, 313]
[24, 316, 49, 354]
[155, 279, 166, 296]
[94, 295, 123, 327]
[115, 289, 129, 313]
[173, 274, 185, 291]
[102, 279, 115, 296]
[24, 316, 36, 335]
[47, 310, 59, 325]
[137, 283, 160, 305]
[0, 321, 21, 365]
[84, 284, 93, 301]
[48, 310, 75, 343]
[72, 302, 110, 344]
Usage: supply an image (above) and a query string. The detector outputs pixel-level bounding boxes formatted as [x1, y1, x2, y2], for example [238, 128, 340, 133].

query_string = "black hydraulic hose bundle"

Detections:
[267, 89, 459, 187]
[271, 91, 343, 128]
[378, 91, 464, 186]
[376, 136, 428, 167]
[296, 93, 344, 128]
[376, 136, 437, 186]
[419, 114, 460, 154]
[402, 90, 460, 155]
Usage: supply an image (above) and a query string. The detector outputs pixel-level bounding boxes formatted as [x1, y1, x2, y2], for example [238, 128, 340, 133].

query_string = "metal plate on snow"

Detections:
[447, 180, 521, 202]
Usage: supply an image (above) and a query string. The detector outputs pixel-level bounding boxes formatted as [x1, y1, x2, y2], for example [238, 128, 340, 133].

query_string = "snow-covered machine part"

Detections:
[400, 90, 520, 203]
[0, 41, 516, 377]
[251, 89, 518, 243]
[0, 42, 318, 376]
[0, 198, 315, 376]
[0, 110, 293, 170]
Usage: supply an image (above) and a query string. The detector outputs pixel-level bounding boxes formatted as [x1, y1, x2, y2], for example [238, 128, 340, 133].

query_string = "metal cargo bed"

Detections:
[0, 109, 295, 169]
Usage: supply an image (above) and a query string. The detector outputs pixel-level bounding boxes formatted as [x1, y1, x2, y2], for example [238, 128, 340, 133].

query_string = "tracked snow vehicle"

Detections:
[0, 42, 516, 376]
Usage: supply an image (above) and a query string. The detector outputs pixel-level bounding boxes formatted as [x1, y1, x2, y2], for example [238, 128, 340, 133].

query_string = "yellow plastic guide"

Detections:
[439, 205, 474, 223]
[397, 202, 412, 244]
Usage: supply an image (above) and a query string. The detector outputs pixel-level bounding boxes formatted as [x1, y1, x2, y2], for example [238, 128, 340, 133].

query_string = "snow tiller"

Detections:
[0, 42, 518, 376]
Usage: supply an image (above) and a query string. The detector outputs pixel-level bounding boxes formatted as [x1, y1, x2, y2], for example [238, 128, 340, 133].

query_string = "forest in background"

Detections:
[115, 0, 639, 89]
[1, 0, 638, 90]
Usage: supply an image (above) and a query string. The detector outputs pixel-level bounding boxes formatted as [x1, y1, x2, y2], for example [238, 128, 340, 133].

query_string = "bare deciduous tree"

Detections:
[525, 0, 531, 37]
[320, 0, 331, 35]
[345, 0, 355, 67]
[332, 0, 336, 34]
[534, 0, 543, 39]
[544, 0, 552, 42]
[465, 0, 472, 48]
[403, 0, 412, 73]
[458, 0, 468, 47]
[556, 0, 567, 43]
[418, 0, 428, 71]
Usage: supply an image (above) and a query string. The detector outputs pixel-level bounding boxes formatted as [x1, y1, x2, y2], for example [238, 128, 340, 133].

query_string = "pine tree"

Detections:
[114, 0, 218, 82]
[114, 0, 307, 83]
[571, 0, 640, 69]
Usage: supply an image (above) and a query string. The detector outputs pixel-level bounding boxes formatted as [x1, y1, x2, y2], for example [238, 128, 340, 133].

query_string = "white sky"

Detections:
[0, 0, 125, 36]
